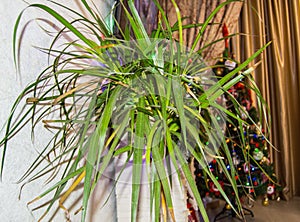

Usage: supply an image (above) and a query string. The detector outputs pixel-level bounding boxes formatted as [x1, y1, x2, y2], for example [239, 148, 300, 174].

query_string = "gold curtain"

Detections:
[236, 0, 300, 199]
[161, 0, 243, 64]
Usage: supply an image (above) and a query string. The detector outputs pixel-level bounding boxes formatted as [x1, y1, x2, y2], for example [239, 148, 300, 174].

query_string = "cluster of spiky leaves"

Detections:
[0, 0, 271, 221]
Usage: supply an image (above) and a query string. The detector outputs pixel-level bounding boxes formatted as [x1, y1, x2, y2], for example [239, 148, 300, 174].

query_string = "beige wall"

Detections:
[0, 1, 115, 221]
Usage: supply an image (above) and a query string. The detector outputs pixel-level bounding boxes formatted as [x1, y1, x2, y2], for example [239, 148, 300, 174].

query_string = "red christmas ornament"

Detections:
[222, 23, 229, 48]
[235, 82, 245, 90]
[187, 202, 197, 222]
[209, 181, 224, 196]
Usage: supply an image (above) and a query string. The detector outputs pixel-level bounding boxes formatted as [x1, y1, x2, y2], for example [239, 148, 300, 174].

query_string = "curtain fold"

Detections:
[236, 0, 300, 199]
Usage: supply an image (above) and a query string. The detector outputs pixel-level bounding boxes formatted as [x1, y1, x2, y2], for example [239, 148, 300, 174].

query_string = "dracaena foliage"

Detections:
[0, 1, 271, 221]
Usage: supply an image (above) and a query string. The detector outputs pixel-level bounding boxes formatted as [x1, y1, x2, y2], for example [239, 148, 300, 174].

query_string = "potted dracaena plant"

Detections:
[0, 0, 271, 221]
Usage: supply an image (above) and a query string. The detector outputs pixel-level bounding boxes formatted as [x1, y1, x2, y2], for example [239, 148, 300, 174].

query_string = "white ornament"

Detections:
[233, 155, 240, 165]
[225, 60, 236, 70]
[267, 185, 275, 195]
[253, 150, 264, 161]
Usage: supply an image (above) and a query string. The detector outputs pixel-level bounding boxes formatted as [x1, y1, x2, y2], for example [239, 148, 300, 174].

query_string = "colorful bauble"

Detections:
[235, 82, 245, 90]
[209, 181, 224, 197]
[243, 163, 256, 173]
[253, 148, 264, 161]
[262, 197, 269, 206]
[225, 203, 231, 210]
[243, 163, 250, 173]
[260, 156, 270, 165]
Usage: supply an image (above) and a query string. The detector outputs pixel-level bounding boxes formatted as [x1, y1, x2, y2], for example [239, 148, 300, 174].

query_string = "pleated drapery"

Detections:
[236, 0, 300, 199]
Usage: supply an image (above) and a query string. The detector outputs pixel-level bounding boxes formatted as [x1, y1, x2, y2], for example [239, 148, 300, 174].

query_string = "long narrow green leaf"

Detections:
[27, 167, 85, 204]
[127, 0, 150, 43]
[131, 97, 146, 222]
[170, 0, 183, 46]
[82, 86, 121, 222]
[151, 126, 174, 221]
[173, 143, 209, 222]
[153, 173, 161, 222]
[46, 0, 110, 37]
[28, 4, 98, 48]
[172, 77, 188, 149]
[94, 111, 130, 186]
[12, 9, 25, 72]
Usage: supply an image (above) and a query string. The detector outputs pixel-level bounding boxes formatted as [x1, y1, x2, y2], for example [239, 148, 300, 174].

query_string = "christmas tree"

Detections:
[193, 24, 281, 211]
